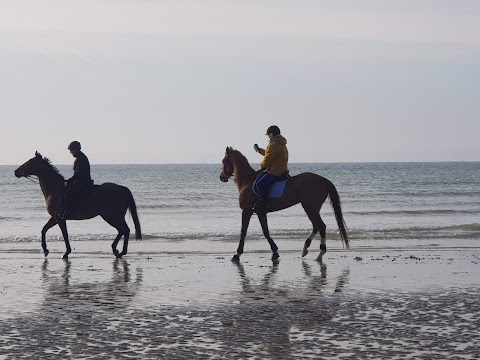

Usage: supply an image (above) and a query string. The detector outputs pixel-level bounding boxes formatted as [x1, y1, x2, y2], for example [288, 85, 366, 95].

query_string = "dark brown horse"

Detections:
[220, 147, 349, 262]
[14, 152, 142, 259]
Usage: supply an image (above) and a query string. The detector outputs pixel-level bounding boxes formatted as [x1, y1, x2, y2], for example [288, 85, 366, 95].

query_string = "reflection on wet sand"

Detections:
[0, 255, 477, 358]
[41, 259, 142, 310]
[301, 261, 350, 294]
[212, 261, 352, 358]
[0, 259, 143, 359]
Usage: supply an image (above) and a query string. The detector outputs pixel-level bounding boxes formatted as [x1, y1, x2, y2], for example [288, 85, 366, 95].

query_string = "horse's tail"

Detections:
[127, 189, 142, 240]
[326, 179, 349, 249]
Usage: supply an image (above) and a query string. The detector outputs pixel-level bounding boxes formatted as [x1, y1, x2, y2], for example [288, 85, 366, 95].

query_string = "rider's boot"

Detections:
[61, 197, 71, 219]
[253, 195, 267, 213]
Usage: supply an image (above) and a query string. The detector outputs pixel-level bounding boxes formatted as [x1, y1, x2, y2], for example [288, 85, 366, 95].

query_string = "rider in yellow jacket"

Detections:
[253, 125, 289, 212]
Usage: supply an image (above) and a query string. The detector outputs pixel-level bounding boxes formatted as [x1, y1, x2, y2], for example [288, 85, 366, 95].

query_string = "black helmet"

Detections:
[266, 125, 281, 137]
[68, 141, 81, 150]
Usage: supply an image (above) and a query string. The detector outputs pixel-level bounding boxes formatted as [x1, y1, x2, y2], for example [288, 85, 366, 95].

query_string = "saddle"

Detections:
[254, 171, 291, 199]
[269, 173, 290, 198]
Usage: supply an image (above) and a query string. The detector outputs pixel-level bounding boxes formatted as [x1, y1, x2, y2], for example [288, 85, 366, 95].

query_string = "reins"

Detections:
[25, 175, 39, 184]
[233, 174, 256, 184]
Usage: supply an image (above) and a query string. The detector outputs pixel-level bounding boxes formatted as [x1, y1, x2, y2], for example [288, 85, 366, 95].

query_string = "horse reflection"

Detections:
[301, 261, 350, 294]
[41, 259, 143, 311]
[233, 261, 350, 301]
[218, 261, 350, 358]
[234, 261, 288, 302]
[0, 260, 143, 358]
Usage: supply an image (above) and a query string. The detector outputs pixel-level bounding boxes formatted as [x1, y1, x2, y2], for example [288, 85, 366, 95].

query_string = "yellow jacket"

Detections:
[260, 135, 289, 176]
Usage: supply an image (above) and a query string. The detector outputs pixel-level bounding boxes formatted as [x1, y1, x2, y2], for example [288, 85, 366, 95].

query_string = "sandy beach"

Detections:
[0, 238, 479, 359]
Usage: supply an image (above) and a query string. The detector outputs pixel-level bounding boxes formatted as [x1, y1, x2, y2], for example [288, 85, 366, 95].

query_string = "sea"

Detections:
[1, 161, 480, 250]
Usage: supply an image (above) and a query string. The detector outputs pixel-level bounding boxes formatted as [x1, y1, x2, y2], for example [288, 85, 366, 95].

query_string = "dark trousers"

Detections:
[64, 180, 91, 212]
[253, 172, 279, 199]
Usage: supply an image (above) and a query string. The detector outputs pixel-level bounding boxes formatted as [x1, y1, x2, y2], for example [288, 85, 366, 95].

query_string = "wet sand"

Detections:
[0, 239, 479, 359]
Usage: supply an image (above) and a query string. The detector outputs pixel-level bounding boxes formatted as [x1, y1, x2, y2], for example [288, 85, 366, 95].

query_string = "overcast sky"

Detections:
[1, 0, 479, 164]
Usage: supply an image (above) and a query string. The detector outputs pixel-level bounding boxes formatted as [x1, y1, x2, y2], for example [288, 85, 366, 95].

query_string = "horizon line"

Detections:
[3, 160, 479, 166]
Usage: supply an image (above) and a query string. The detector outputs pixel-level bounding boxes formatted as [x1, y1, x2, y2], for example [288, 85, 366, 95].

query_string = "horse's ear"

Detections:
[225, 147, 230, 154]
[35, 151, 40, 157]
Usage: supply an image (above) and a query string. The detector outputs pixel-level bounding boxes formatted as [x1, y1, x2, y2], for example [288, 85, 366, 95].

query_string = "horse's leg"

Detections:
[41, 217, 57, 257]
[102, 217, 129, 258]
[301, 205, 319, 257]
[257, 212, 279, 261]
[112, 233, 122, 258]
[118, 219, 130, 257]
[303, 208, 326, 262]
[54, 215, 71, 259]
[302, 226, 318, 258]
[232, 208, 253, 262]
[311, 213, 327, 262]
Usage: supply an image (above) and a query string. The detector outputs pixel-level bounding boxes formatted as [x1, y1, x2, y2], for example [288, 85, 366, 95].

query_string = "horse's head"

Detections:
[14, 151, 44, 178]
[220, 147, 235, 182]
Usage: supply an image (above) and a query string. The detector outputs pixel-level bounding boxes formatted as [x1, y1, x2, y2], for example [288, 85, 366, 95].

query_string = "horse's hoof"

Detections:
[113, 249, 120, 257]
[272, 252, 280, 261]
[302, 248, 308, 257]
[43, 249, 49, 257]
[116, 250, 127, 258]
[62, 254, 69, 260]
[231, 254, 240, 262]
[315, 255, 324, 263]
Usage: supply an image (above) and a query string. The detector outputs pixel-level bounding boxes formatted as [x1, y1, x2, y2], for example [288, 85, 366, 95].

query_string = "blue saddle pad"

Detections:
[268, 180, 287, 198]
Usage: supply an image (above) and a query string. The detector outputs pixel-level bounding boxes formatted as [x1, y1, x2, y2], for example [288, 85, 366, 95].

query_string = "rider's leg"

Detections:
[253, 172, 277, 212]
[63, 182, 82, 218]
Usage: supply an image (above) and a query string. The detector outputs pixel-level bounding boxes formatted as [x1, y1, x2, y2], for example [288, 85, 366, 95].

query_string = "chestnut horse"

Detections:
[15, 152, 142, 259]
[220, 147, 349, 262]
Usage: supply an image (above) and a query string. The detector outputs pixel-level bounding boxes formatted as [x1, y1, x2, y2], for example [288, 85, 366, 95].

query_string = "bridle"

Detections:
[25, 175, 39, 184]
[223, 154, 257, 184]
[16, 166, 39, 184]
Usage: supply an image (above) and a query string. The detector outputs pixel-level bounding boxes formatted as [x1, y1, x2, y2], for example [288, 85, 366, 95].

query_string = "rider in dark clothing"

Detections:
[63, 141, 93, 218]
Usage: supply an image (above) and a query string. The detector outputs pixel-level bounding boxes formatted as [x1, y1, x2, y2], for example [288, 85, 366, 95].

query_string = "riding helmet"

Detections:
[68, 141, 81, 150]
[266, 125, 281, 137]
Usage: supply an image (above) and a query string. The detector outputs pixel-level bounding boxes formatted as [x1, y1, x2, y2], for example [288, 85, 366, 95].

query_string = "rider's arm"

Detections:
[66, 159, 79, 185]
[67, 156, 89, 185]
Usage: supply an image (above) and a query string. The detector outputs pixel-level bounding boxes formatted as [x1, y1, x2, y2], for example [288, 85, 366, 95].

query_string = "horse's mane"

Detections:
[39, 154, 65, 181]
[230, 148, 255, 172]
[231, 149, 248, 163]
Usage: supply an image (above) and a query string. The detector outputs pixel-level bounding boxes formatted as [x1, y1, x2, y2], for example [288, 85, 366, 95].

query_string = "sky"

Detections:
[1, 0, 479, 165]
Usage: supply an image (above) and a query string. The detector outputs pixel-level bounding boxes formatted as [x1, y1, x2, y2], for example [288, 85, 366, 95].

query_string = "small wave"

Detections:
[446, 223, 480, 231]
[348, 209, 480, 216]
[147, 232, 239, 242]
[1, 223, 480, 244]
[0, 235, 39, 243]
[0, 216, 23, 221]
[139, 203, 226, 210]
[0, 233, 138, 244]
[348, 223, 480, 240]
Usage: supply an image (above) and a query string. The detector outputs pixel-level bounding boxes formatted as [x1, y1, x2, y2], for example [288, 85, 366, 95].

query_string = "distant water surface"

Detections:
[1, 161, 480, 248]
